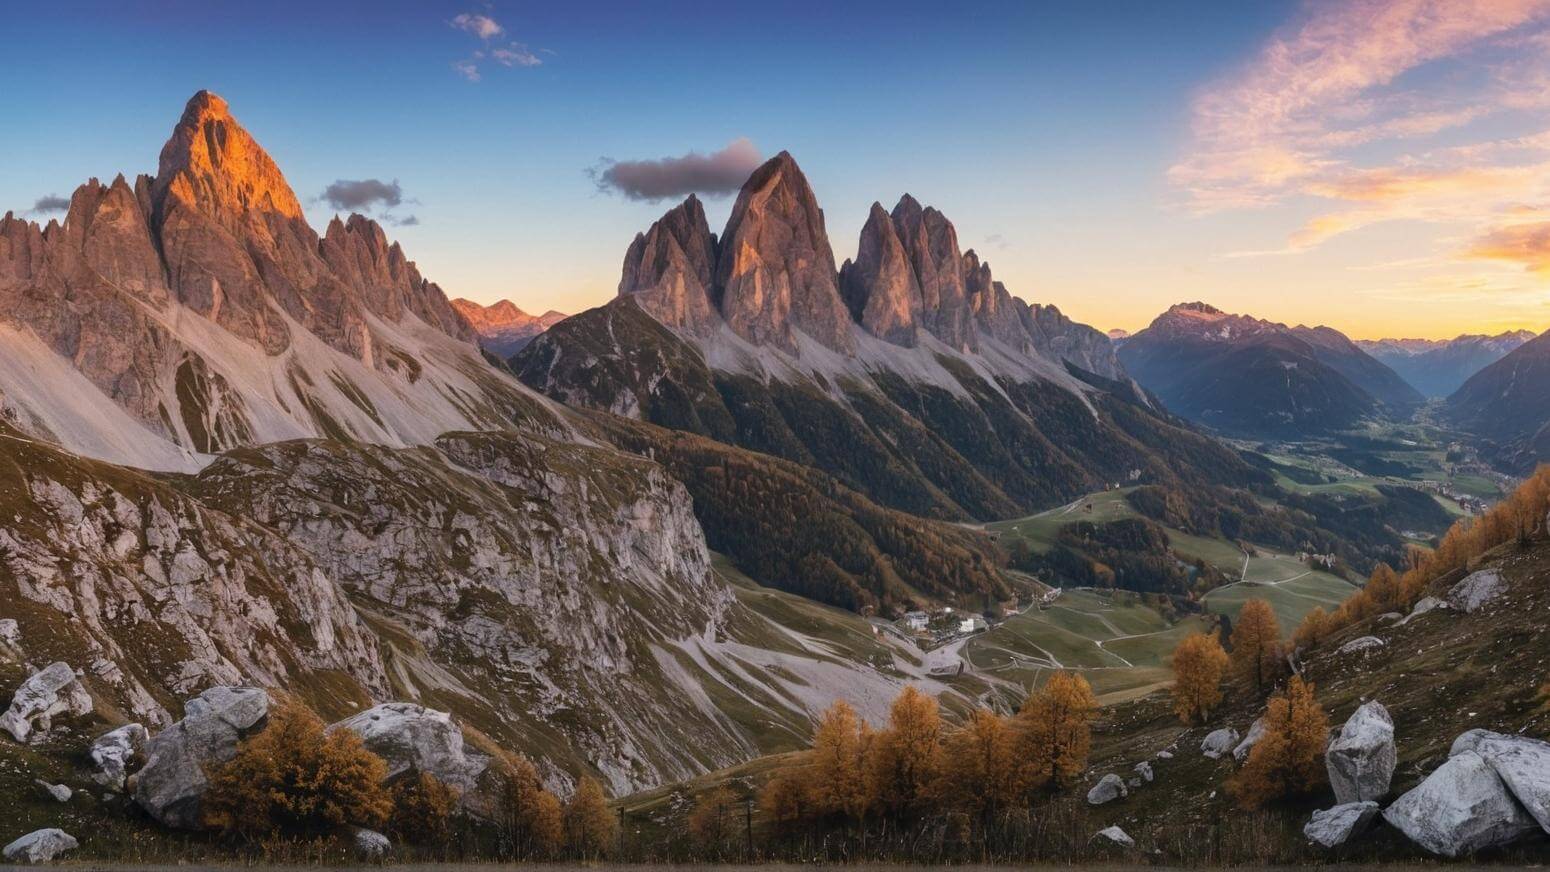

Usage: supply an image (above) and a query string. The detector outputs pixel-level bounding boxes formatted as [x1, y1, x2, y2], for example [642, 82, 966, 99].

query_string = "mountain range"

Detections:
[451, 298, 567, 357]
[1115, 303, 1422, 438]
[1445, 330, 1550, 472]
[1357, 331, 1536, 398]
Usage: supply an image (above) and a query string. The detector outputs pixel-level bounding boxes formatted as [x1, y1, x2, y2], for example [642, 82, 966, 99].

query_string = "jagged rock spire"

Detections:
[617, 194, 719, 334]
[840, 202, 921, 346]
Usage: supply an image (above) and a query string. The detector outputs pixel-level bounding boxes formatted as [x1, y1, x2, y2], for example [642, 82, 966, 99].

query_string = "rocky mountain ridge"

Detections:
[1117, 303, 1420, 437]
[0, 91, 555, 472]
[1358, 331, 1537, 398]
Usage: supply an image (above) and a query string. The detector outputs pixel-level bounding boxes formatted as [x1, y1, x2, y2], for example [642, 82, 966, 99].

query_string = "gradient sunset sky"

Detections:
[6, 0, 1550, 339]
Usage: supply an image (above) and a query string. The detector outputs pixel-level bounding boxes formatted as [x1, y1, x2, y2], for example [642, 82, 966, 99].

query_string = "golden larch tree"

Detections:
[1015, 671, 1097, 791]
[562, 777, 616, 858]
[866, 686, 943, 818]
[686, 785, 737, 852]
[1292, 606, 1329, 650]
[493, 752, 563, 857]
[1228, 676, 1329, 809]
[935, 707, 1026, 822]
[804, 700, 870, 820]
[1171, 631, 1230, 725]
[388, 771, 459, 846]
[1229, 599, 1283, 693]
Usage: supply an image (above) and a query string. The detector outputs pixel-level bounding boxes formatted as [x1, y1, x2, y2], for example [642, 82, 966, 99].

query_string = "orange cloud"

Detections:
[1467, 221, 1550, 272]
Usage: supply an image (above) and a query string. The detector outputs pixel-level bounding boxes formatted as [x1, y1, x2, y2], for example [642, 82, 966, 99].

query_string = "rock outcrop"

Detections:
[89, 723, 149, 791]
[1233, 717, 1267, 762]
[0, 662, 92, 743]
[840, 203, 922, 346]
[1305, 801, 1380, 848]
[1327, 701, 1396, 804]
[2, 829, 78, 864]
[1452, 730, 1550, 833]
[352, 827, 392, 860]
[1337, 636, 1385, 655]
[134, 687, 271, 829]
[1382, 749, 1539, 856]
[1093, 825, 1135, 848]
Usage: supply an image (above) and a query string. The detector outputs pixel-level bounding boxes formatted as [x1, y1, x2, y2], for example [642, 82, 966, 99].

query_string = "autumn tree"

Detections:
[1171, 631, 1230, 724]
[1016, 671, 1097, 791]
[935, 708, 1026, 824]
[804, 700, 871, 821]
[562, 777, 616, 858]
[1229, 599, 1283, 693]
[1228, 676, 1329, 809]
[388, 771, 458, 846]
[202, 700, 391, 839]
[866, 686, 943, 819]
[686, 785, 737, 853]
[758, 769, 807, 833]
[1292, 606, 1329, 650]
[492, 753, 563, 858]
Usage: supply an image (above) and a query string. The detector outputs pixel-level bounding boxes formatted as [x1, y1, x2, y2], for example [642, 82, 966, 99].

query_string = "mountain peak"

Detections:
[1168, 301, 1226, 318]
[154, 89, 303, 222]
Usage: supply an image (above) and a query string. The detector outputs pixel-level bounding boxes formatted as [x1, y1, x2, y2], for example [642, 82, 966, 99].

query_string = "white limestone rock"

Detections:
[89, 723, 148, 791]
[2, 829, 78, 863]
[1327, 701, 1396, 804]
[1398, 596, 1446, 626]
[352, 827, 392, 859]
[1134, 760, 1153, 783]
[1086, 773, 1127, 805]
[1456, 730, 1550, 834]
[133, 686, 270, 828]
[1092, 825, 1134, 848]
[1337, 636, 1385, 655]
[1304, 801, 1379, 848]
[1382, 750, 1539, 857]
[1233, 717, 1266, 762]
[33, 780, 70, 802]
[1448, 569, 1506, 613]
[1201, 727, 1239, 759]
[0, 662, 92, 743]
[330, 703, 490, 798]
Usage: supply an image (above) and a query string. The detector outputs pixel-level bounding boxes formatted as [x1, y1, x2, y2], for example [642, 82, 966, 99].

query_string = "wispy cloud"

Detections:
[589, 138, 764, 202]
[450, 10, 545, 81]
[1180, 0, 1550, 298]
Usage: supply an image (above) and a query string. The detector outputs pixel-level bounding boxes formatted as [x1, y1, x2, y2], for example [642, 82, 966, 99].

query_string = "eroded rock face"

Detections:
[1305, 801, 1379, 848]
[0, 662, 92, 743]
[2, 829, 78, 863]
[890, 195, 973, 352]
[840, 203, 921, 346]
[1382, 750, 1539, 857]
[715, 152, 853, 354]
[133, 687, 271, 829]
[89, 723, 149, 790]
[618, 194, 720, 335]
[1327, 701, 1396, 804]
[1087, 773, 1127, 805]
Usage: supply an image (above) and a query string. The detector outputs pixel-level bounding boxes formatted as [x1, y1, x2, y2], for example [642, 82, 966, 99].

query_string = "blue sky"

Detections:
[7, 0, 1550, 338]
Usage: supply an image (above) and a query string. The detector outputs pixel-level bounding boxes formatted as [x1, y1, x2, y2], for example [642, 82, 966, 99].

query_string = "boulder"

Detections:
[1458, 731, 1550, 834]
[1201, 727, 1239, 759]
[1155, 749, 1174, 760]
[2, 829, 78, 863]
[1399, 596, 1446, 626]
[0, 619, 18, 648]
[134, 686, 270, 829]
[89, 723, 148, 791]
[1327, 701, 1396, 804]
[0, 662, 92, 743]
[1448, 569, 1506, 613]
[352, 827, 392, 860]
[1234, 717, 1266, 762]
[33, 780, 70, 803]
[1086, 773, 1127, 805]
[1134, 760, 1153, 783]
[1092, 825, 1134, 848]
[1337, 636, 1384, 655]
[330, 703, 489, 796]
[1304, 801, 1379, 848]
[1382, 750, 1539, 857]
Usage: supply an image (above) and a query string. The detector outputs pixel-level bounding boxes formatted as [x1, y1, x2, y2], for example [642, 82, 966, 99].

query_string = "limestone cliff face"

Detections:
[0, 91, 552, 470]
[617, 194, 719, 334]
[890, 195, 974, 352]
[714, 152, 854, 354]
